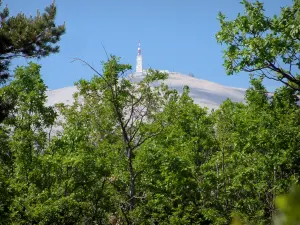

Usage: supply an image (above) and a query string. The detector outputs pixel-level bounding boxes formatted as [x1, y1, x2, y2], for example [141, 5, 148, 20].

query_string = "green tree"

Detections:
[69, 56, 171, 223]
[216, 0, 300, 92]
[28, 101, 111, 224]
[0, 62, 110, 224]
[216, 1, 300, 223]
[0, 122, 10, 224]
[0, 0, 65, 122]
[134, 86, 216, 224]
[200, 78, 300, 224]
[0, 63, 56, 223]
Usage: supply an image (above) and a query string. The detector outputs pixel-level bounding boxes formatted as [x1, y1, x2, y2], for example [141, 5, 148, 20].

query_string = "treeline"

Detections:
[0, 58, 299, 224]
[0, 0, 300, 224]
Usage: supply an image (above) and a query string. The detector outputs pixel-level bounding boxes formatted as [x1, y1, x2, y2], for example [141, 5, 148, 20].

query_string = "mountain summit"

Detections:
[46, 42, 246, 108]
[46, 72, 246, 109]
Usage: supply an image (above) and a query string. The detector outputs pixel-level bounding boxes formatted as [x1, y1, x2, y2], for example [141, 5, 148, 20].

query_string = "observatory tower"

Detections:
[136, 41, 143, 73]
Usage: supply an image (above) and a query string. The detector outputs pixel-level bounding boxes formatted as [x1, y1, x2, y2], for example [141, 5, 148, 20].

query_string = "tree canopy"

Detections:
[216, 0, 300, 93]
[0, 0, 300, 224]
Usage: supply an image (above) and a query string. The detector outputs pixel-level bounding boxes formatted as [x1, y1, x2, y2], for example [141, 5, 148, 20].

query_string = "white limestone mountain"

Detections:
[45, 71, 246, 110]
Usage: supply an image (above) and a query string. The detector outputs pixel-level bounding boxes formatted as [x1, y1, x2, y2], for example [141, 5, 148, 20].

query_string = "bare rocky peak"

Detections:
[46, 72, 246, 110]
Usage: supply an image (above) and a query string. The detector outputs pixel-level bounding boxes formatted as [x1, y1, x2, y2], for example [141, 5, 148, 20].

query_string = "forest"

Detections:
[0, 0, 299, 224]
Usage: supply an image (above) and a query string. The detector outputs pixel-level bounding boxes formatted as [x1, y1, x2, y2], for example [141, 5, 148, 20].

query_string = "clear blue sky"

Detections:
[8, 0, 292, 90]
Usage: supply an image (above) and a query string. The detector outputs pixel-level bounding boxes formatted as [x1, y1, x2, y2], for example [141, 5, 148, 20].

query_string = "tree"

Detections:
[71, 56, 171, 223]
[0, 62, 110, 224]
[200, 78, 300, 224]
[216, 0, 300, 92]
[0, 122, 10, 224]
[0, 0, 65, 122]
[28, 101, 111, 224]
[216, 1, 300, 223]
[0, 63, 56, 223]
[134, 86, 215, 224]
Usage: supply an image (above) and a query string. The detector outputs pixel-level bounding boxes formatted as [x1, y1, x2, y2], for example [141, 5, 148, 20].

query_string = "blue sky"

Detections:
[8, 0, 292, 90]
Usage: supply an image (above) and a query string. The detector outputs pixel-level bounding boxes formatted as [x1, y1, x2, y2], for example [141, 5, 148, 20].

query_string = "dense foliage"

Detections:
[0, 0, 299, 224]
[0, 57, 299, 224]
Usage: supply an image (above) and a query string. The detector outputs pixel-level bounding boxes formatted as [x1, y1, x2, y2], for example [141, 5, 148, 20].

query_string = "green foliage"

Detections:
[275, 186, 300, 225]
[0, 63, 57, 223]
[216, 0, 300, 92]
[2, 0, 300, 224]
[134, 86, 215, 224]
[70, 56, 175, 223]
[0, 125, 10, 224]
[0, 55, 299, 224]
[200, 78, 300, 224]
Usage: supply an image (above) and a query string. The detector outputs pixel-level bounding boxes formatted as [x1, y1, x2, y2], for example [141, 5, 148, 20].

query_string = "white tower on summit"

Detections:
[136, 41, 143, 73]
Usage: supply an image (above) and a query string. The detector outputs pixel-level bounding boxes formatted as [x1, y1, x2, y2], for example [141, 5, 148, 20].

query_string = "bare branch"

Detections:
[71, 58, 103, 77]
[101, 43, 110, 61]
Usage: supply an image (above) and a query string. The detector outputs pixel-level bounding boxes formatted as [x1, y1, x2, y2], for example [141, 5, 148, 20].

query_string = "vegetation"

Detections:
[0, 0, 65, 122]
[0, 0, 299, 224]
[216, 0, 300, 93]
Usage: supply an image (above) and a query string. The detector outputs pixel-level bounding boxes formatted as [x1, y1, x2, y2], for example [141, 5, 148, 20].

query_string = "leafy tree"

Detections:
[0, 63, 56, 223]
[216, 0, 300, 92]
[0, 0, 65, 122]
[134, 86, 215, 224]
[1, 55, 299, 224]
[28, 101, 111, 224]
[216, 1, 300, 223]
[0, 124, 10, 224]
[69, 56, 172, 223]
[0, 62, 109, 224]
[200, 78, 300, 224]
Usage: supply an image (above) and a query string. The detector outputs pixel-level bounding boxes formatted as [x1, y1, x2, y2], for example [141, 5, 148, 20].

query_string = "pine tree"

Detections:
[0, 0, 65, 122]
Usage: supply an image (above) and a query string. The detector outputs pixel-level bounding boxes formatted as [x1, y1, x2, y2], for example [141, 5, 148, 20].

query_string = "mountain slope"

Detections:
[46, 72, 246, 109]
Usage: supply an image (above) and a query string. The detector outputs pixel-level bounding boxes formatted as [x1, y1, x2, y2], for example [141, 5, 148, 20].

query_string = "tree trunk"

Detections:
[128, 148, 135, 211]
